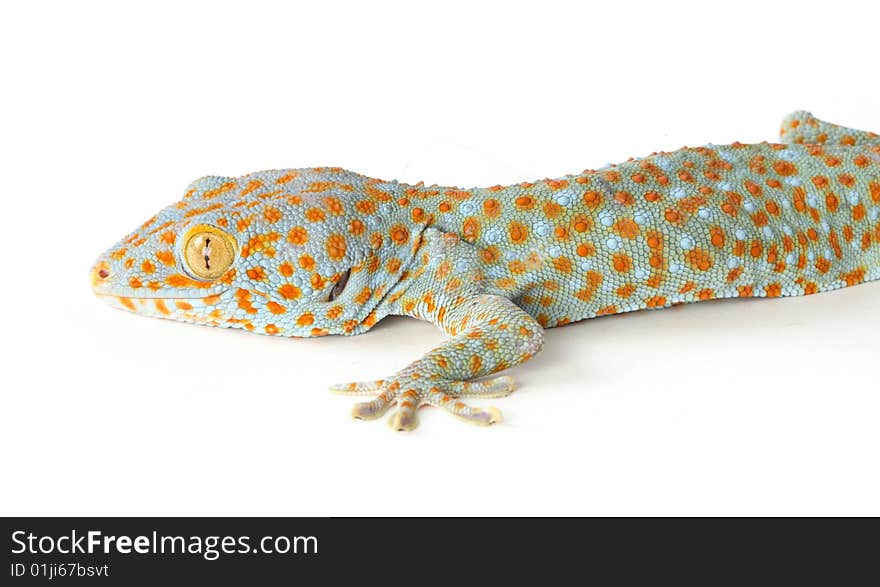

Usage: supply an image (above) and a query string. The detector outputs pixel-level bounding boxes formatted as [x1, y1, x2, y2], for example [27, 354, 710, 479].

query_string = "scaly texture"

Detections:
[92, 112, 880, 430]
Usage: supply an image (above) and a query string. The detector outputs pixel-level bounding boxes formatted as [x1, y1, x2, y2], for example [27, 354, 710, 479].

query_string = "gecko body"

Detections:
[92, 112, 880, 430]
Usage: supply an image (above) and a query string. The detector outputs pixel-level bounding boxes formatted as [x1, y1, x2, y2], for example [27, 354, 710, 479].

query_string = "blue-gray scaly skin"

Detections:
[92, 112, 880, 430]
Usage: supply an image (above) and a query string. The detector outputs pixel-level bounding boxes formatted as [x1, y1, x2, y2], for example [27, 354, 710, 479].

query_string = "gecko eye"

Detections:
[181, 225, 238, 281]
[327, 269, 351, 301]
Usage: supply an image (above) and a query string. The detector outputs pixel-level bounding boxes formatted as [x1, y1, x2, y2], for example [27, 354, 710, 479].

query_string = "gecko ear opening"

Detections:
[327, 268, 351, 302]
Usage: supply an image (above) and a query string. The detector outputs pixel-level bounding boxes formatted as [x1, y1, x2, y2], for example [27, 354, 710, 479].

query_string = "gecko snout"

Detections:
[91, 260, 112, 292]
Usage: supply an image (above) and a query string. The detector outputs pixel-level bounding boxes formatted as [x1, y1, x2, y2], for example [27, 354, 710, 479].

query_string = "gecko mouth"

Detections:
[94, 289, 233, 321]
[93, 289, 230, 301]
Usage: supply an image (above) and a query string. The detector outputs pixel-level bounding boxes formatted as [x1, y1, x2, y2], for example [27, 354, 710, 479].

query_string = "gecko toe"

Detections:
[351, 391, 394, 420]
[330, 379, 385, 395]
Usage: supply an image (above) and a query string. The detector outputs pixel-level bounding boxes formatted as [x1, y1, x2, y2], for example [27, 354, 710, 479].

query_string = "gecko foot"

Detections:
[330, 375, 515, 431]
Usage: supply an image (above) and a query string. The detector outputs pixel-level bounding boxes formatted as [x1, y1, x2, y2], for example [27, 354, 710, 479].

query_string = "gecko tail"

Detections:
[780, 111, 880, 147]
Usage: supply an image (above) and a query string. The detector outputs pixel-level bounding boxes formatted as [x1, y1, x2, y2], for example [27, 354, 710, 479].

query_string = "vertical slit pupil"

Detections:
[203, 237, 211, 269]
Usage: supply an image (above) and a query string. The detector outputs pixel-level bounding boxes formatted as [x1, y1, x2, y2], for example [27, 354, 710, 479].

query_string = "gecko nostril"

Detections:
[98, 269, 110, 279]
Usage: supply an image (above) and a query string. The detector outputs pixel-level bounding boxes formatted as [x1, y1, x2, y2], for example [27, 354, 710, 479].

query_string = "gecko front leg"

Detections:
[333, 294, 543, 430]
[331, 228, 544, 430]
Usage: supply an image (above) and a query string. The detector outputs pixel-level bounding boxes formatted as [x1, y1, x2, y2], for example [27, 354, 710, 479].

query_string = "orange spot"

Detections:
[326, 234, 347, 261]
[287, 226, 308, 245]
[744, 180, 762, 197]
[276, 172, 298, 184]
[263, 207, 283, 223]
[349, 219, 366, 235]
[685, 248, 714, 272]
[265, 324, 280, 335]
[582, 191, 603, 208]
[354, 287, 372, 304]
[870, 181, 880, 204]
[543, 201, 563, 219]
[749, 240, 764, 258]
[241, 179, 264, 195]
[853, 203, 866, 222]
[305, 207, 326, 222]
[838, 174, 855, 188]
[141, 260, 155, 274]
[764, 283, 781, 297]
[826, 192, 839, 213]
[278, 284, 301, 300]
[573, 215, 592, 233]
[574, 271, 603, 302]
[323, 197, 344, 215]
[612, 253, 632, 273]
[617, 284, 636, 298]
[614, 191, 634, 206]
[481, 246, 500, 263]
[645, 296, 666, 308]
[773, 160, 797, 176]
[155, 250, 175, 266]
[297, 313, 315, 327]
[612, 218, 639, 239]
[355, 200, 377, 215]
[812, 175, 829, 189]
[266, 301, 286, 314]
[246, 267, 266, 281]
[552, 256, 573, 273]
[299, 254, 315, 271]
[390, 225, 409, 245]
[793, 187, 807, 213]
[515, 195, 535, 210]
[483, 199, 501, 217]
[576, 243, 595, 257]
[841, 268, 866, 287]
[508, 221, 528, 244]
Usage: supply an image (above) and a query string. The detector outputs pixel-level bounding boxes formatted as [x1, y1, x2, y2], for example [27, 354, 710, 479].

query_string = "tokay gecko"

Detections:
[92, 112, 880, 430]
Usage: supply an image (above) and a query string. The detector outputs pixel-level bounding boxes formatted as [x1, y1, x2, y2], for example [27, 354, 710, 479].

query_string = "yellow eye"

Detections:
[181, 225, 238, 280]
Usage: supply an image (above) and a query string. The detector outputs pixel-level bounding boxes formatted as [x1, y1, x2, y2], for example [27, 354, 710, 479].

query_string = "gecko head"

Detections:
[91, 169, 422, 336]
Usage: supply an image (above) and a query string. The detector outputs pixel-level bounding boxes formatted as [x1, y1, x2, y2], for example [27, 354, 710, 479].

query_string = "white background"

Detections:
[1, 1, 878, 516]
